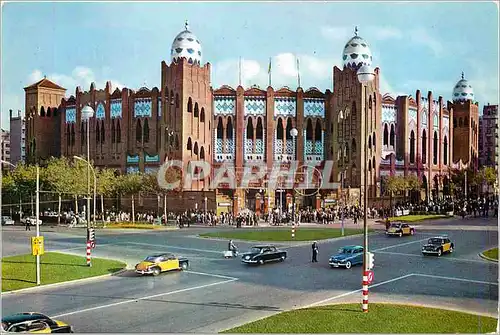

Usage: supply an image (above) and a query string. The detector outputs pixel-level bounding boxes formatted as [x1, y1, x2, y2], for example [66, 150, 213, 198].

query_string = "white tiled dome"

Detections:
[171, 21, 202, 65]
[342, 27, 372, 69]
[452, 73, 474, 102]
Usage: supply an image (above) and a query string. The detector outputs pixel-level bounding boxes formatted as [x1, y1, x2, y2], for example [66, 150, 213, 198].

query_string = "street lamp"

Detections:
[81, 105, 94, 265]
[357, 64, 375, 313]
[73, 156, 97, 227]
[290, 127, 298, 224]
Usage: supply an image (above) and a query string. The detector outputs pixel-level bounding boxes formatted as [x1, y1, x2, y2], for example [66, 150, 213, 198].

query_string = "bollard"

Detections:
[362, 271, 369, 312]
[86, 240, 92, 267]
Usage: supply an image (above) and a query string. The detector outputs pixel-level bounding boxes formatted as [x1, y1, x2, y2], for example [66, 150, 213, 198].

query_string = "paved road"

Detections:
[1, 216, 498, 332]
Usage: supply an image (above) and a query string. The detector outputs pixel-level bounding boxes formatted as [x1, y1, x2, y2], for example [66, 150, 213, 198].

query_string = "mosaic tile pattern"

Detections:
[305, 140, 314, 154]
[382, 104, 397, 123]
[111, 100, 122, 119]
[145, 167, 158, 175]
[244, 97, 266, 116]
[134, 98, 152, 118]
[304, 98, 325, 117]
[286, 139, 294, 155]
[421, 110, 427, 126]
[274, 97, 296, 117]
[433, 114, 439, 129]
[126, 166, 140, 174]
[215, 138, 223, 154]
[214, 96, 235, 115]
[255, 139, 264, 154]
[96, 103, 105, 120]
[245, 139, 253, 154]
[65, 107, 76, 123]
[408, 108, 418, 123]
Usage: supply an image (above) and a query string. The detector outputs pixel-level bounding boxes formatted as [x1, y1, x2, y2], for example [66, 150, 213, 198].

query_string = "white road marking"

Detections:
[375, 251, 491, 264]
[412, 273, 499, 286]
[50, 278, 238, 319]
[184, 270, 238, 280]
[373, 238, 429, 251]
[49, 243, 119, 253]
[123, 242, 222, 254]
[304, 273, 414, 308]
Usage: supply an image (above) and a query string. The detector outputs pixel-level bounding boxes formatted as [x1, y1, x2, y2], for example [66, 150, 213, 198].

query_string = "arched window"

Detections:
[194, 103, 199, 117]
[368, 160, 372, 171]
[40, 106, 45, 117]
[351, 138, 356, 156]
[111, 120, 116, 143]
[227, 117, 234, 139]
[410, 130, 415, 164]
[368, 135, 372, 149]
[136, 119, 142, 142]
[187, 137, 192, 151]
[47, 107, 51, 117]
[373, 132, 376, 149]
[53, 108, 58, 117]
[246, 118, 254, 139]
[390, 124, 395, 146]
[464, 117, 469, 127]
[116, 120, 121, 143]
[433, 131, 438, 165]
[306, 119, 313, 140]
[200, 147, 205, 160]
[187, 98, 193, 114]
[443, 136, 448, 165]
[96, 122, 100, 144]
[422, 130, 427, 164]
[200, 108, 205, 122]
[372, 157, 376, 172]
[194, 142, 199, 155]
[143, 119, 149, 143]
[383, 124, 389, 146]
[453, 117, 457, 128]
[101, 120, 105, 143]
[256, 117, 263, 139]
[315, 120, 322, 141]
[216, 117, 223, 139]
[277, 118, 284, 140]
[286, 118, 293, 140]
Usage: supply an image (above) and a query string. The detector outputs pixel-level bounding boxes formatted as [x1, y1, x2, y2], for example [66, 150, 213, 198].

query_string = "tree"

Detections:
[117, 173, 145, 223]
[67, 159, 89, 215]
[10, 164, 39, 216]
[43, 157, 73, 224]
[481, 167, 497, 195]
[405, 174, 420, 203]
[96, 168, 117, 218]
[385, 175, 403, 216]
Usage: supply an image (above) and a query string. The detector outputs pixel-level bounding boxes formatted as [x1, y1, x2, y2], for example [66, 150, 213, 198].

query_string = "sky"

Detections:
[1, 1, 499, 130]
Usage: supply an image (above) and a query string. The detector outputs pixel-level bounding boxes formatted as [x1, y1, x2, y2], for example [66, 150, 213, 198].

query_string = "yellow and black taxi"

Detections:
[135, 253, 189, 276]
[386, 222, 415, 237]
[421, 236, 454, 257]
[1, 313, 73, 333]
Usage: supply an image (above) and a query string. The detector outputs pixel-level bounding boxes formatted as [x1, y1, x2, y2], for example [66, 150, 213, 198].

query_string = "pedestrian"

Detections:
[25, 218, 31, 231]
[311, 241, 319, 262]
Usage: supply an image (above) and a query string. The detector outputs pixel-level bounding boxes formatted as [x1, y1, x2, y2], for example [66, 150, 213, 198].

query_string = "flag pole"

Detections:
[268, 57, 272, 87]
[239, 56, 242, 87]
[296, 56, 301, 88]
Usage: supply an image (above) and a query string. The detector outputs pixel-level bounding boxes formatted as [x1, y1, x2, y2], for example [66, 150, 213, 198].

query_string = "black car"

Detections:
[421, 236, 454, 256]
[1, 313, 73, 333]
[241, 245, 287, 265]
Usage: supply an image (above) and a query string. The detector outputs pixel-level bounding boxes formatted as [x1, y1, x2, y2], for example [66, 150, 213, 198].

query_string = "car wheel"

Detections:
[181, 262, 188, 270]
[345, 261, 352, 269]
[410, 229, 414, 235]
[449, 246, 453, 253]
[259, 259, 264, 265]
[437, 249, 442, 257]
[152, 267, 161, 276]
[399, 232, 403, 237]
[280, 256, 285, 262]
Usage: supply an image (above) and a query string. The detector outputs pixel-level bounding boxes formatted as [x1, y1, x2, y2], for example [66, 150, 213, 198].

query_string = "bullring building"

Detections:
[23, 22, 479, 214]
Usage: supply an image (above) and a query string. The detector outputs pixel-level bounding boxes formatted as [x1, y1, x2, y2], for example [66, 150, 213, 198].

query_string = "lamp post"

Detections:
[290, 128, 298, 224]
[81, 105, 94, 266]
[357, 64, 375, 313]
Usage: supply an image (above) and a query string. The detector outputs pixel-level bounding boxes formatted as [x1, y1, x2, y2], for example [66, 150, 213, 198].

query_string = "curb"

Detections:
[479, 251, 498, 263]
[1, 268, 129, 296]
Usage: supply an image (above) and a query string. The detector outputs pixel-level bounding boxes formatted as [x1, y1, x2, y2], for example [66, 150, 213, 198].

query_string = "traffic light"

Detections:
[88, 228, 95, 241]
[367, 252, 375, 270]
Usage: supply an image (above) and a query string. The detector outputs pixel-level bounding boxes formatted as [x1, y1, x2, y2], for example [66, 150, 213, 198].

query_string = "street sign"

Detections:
[31, 236, 45, 256]
[366, 270, 374, 285]
[90, 241, 96, 249]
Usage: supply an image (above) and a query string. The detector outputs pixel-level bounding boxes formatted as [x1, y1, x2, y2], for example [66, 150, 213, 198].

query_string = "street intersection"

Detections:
[1, 216, 498, 332]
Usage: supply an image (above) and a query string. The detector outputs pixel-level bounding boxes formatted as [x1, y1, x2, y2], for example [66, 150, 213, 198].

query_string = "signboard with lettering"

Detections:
[31, 236, 45, 256]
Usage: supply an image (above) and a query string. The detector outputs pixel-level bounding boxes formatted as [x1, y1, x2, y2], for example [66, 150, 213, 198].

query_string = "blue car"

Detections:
[328, 245, 364, 269]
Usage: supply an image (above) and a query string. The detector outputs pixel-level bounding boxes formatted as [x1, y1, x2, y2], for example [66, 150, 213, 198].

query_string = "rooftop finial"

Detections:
[355, 26, 358, 36]
[44, 75, 46, 79]
[185, 20, 189, 31]
[461, 71, 464, 80]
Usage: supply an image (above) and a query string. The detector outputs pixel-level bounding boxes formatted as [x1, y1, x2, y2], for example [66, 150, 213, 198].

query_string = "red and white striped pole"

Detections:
[362, 270, 369, 312]
[86, 240, 92, 267]
[291, 224, 295, 239]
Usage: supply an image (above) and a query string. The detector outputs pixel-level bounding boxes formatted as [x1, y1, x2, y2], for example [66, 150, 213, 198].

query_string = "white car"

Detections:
[21, 217, 43, 225]
[1, 216, 15, 225]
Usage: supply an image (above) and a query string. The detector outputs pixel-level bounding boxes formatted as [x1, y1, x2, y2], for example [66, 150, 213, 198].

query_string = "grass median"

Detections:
[101, 221, 167, 229]
[388, 214, 451, 223]
[223, 303, 497, 333]
[481, 247, 498, 261]
[2, 252, 126, 292]
[200, 228, 366, 242]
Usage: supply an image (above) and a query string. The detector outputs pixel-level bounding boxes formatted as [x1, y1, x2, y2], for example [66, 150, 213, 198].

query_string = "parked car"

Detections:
[386, 222, 415, 237]
[20, 217, 43, 226]
[1, 312, 73, 333]
[241, 245, 287, 265]
[421, 236, 454, 257]
[135, 253, 189, 276]
[329, 245, 364, 269]
[1, 216, 15, 225]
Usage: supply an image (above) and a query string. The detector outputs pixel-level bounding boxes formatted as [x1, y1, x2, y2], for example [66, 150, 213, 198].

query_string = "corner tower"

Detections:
[332, 27, 381, 205]
[160, 21, 212, 191]
[24, 78, 66, 164]
[448, 72, 479, 170]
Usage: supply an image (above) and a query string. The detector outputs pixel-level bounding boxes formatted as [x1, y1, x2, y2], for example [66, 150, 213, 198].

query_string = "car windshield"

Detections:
[251, 247, 264, 253]
[338, 248, 352, 254]
[428, 238, 442, 245]
[390, 223, 401, 228]
[144, 256, 160, 262]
